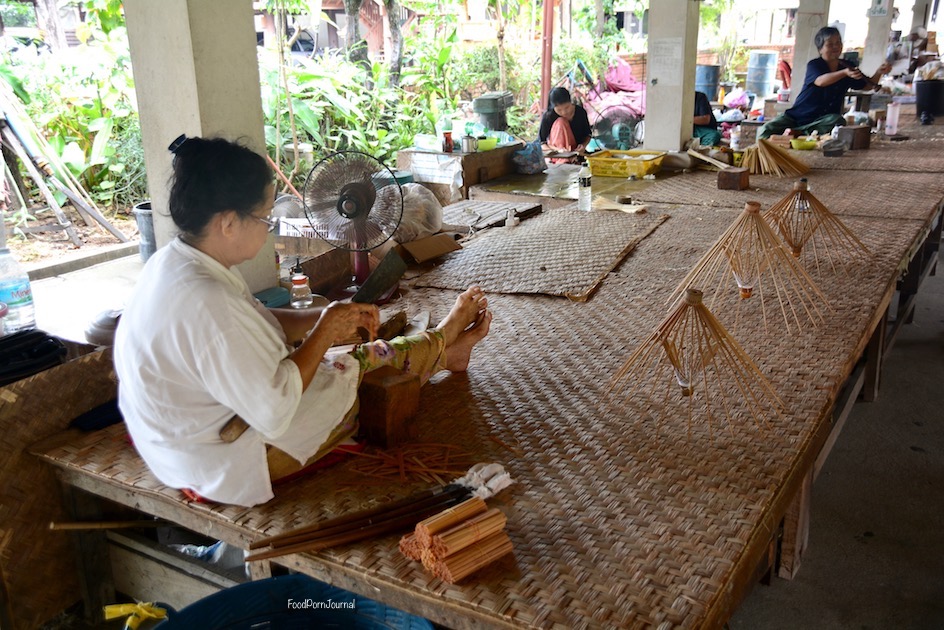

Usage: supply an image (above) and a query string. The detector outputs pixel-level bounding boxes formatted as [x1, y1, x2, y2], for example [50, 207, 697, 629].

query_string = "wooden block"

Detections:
[740, 120, 763, 146]
[837, 125, 871, 150]
[717, 167, 750, 190]
[357, 366, 420, 448]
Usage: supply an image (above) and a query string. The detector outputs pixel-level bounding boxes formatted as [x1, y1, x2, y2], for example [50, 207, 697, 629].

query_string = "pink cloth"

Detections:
[548, 118, 578, 164]
[604, 57, 646, 92]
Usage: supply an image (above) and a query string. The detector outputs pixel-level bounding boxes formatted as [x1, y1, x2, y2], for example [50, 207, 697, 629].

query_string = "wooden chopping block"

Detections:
[356, 366, 420, 448]
[717, 167, 750, 190]
[837, 125, 871, 150]
[219, 365, 420, 447]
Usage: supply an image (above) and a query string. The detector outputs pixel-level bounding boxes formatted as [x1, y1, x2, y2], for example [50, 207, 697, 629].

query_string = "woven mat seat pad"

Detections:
[441, 200, 542, 228]
[414, 206, 669, 300]
[797, 138, 944, 172]
[31, 201, 932, 628]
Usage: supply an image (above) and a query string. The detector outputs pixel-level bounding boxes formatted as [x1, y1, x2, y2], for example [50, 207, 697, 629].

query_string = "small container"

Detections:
[461, 136, 478, 153]
[578, 166, 592, 211]
[290, 273, 314, 309]
[886, 102, 901, 135]
[442, 131, 453, 153]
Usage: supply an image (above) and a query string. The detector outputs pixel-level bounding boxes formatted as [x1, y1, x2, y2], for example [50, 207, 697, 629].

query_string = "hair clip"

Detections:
[168, 134, 188, 154]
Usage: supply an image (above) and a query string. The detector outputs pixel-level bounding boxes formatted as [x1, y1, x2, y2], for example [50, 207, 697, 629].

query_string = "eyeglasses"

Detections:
[253, 215, 279, 233]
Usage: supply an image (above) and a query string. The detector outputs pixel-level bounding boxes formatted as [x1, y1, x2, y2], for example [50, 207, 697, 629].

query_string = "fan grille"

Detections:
[302, 151, 404, 252]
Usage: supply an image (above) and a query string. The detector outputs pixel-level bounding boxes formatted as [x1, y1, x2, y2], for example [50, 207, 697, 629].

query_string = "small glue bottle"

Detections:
[290, 272, 314, 308]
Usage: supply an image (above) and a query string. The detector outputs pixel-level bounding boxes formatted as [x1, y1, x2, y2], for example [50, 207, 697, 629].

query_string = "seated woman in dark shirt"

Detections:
[693, 91, 721, 146]
[539, 87, 592, 161]
[759, 27, 891, 139]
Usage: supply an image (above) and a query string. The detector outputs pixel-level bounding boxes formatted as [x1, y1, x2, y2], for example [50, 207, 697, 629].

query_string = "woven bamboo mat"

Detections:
[31, 200, 935, 628]
[796, 137, 944, 172]
[413, 206, 670, 301]
[2, 348, 116, 630]
[441, 200, 543, 229]
[632, 169, 944, 223]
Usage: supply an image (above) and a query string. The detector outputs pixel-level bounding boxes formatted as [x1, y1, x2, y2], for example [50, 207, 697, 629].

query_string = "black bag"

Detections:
[0, 329, 68, 387]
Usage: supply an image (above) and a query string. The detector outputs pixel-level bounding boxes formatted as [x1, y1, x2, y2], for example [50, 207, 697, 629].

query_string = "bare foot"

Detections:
[445, 309, 492, 372]
[436, 286, 488, 346]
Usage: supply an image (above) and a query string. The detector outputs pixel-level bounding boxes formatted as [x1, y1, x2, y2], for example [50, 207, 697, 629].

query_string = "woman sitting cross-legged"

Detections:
[539, 87, 592, 162]
[759, 27, 891, 140]
[114, 136, 492, 507]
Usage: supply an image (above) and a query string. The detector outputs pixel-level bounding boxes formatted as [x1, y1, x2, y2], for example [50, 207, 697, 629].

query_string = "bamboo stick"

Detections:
[670, 201, 830, 334]
[399, 533, 423, 561]
[249, 484, 468, 550]
[414, 496, 488, 548]
[429, 508, 507, 559]
[425, 531, 514, 584]
[608, 288, 787, 437]
[49, 520, 168, 531]
[763, 179, 869, 273]
[246, 492, 471, 562]
[687, 148, 730, 170]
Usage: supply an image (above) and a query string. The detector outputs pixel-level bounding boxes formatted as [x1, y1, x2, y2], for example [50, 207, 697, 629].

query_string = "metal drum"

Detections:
[695, 64, 721, 101]
[746, 50, 779, 100]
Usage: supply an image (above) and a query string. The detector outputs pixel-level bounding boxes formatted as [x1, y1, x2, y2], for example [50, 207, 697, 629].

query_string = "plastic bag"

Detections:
[512, 140, 548, 175]
[392, 183, 443, 243]
[723, 88, 749, 109]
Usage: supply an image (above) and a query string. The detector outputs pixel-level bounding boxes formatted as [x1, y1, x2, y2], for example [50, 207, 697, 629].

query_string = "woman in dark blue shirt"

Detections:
[759, 27, 890, 139]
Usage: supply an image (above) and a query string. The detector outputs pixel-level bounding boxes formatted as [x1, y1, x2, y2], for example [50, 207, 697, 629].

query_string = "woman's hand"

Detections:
[313, 301, 380, 344]
[846, 66, 865, 80]
[289, 301, 380, 389]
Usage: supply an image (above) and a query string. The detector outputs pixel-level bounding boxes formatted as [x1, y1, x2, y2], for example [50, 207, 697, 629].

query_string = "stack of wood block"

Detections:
[399, 496, 513, 584]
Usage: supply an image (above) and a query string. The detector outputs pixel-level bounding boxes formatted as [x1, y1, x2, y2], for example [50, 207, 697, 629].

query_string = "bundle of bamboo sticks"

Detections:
[399, 497, 514, 584]
[246, 484, 471, 562]
[741, 139, 810, 177]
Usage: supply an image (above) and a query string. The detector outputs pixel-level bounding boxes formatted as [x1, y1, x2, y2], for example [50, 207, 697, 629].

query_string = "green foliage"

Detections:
[260, 50, 430, 182]
[553, 40, 609, 102]
[0, 1, 36, 28]
[573, 0, 624, 52]
[4, 22, 145, 212]
[77, 0, 125, 39]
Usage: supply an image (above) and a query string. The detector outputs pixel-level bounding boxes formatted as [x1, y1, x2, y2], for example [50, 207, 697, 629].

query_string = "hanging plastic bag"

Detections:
[392, 183, 443, 243]
[512, 140, 548, 175]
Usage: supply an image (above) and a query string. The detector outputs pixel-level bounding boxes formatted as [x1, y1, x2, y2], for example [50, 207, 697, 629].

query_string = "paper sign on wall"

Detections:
[649, 38, 683, 87]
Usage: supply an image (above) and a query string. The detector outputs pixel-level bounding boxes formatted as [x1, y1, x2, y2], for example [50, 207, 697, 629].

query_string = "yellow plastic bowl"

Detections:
[477, 137, 498, 151]
[790, 138, 818, 150]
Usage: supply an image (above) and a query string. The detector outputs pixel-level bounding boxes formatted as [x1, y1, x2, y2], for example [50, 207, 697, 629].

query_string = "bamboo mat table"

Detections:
[32, 155, 942, 628]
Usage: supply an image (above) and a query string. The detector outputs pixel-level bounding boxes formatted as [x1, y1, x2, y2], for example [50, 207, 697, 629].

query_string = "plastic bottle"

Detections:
[730, 126, 742, 151]
[289, 273, 314, 308]
[886, 102, 900, 136]
[578, 166, 592, 212]
[0, 247, 36, 334]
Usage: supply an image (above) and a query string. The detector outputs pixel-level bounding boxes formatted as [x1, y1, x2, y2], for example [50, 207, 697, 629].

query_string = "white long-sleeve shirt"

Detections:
[115, 238, 358, 506]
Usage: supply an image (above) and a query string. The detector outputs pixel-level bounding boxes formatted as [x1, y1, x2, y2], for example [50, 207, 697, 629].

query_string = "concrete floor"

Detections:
[27, 249, 944, 628]
[730, 267, 944, 629]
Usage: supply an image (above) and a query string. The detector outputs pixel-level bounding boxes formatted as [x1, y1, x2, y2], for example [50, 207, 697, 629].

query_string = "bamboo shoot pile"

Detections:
[741, 139, 810, 177]
[670, 201, 830, 334]
[400, 498, 514, 584]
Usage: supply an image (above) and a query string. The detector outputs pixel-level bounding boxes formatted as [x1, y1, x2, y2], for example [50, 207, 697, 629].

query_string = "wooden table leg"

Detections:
[777, 468, 812, 580]
[862, 307, 887, 402]
[60, 484, 116, 623]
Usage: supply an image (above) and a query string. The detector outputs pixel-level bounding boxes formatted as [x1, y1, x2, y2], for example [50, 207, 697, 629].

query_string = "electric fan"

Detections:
[591, 106, 641, 151]
[302, 151, 404, 292]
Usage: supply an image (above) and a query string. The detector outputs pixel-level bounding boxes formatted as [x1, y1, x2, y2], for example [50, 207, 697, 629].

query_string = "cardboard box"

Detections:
[398, 233, 462, 263]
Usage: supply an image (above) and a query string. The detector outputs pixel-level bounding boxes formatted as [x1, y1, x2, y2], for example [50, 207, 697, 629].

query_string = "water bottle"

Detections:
[0, 247, 36, 334]
[578, 166, 592, 211]
[289, 273, 314, 308]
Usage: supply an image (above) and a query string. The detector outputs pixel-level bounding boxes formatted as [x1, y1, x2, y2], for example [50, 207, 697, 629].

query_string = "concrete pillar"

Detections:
[644, 0, 699, 152]
[910, 0, 931, 30]
[863, 0, 898, 71]
[124, 0, 276, 292]
[790, 0, 831, 103]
